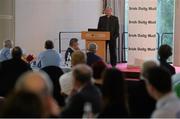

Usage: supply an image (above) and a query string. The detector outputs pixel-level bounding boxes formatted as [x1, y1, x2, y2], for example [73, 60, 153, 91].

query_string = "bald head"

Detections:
[15, 71, 53, 96]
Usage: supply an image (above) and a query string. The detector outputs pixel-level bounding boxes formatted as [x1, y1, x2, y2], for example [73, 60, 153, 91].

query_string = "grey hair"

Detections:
[88, 42, 97, 52]
[15, 70, 53, 95]
[4, 40, 12, 48]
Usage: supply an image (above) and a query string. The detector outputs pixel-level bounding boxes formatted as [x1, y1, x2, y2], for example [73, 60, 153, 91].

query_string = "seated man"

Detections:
[60, 64, 102, 118]
[0, 46, 31, 96]
[64, 38, 79, 63]
[37, 40, 61, 68]
[86, 43, 102, 66]
[0, 40, 13, 62]
[144, 66, 180, 118]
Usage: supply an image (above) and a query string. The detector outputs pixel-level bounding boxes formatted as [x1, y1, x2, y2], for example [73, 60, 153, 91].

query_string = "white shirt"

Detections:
[59, 71, 73, 96]
[151, 92, 180, 118]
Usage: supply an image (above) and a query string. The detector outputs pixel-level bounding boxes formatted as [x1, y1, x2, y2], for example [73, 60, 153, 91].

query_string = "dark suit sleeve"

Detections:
[97, 17, 103, 30]
[60, 94, 84, 118]
[114, 17, 119, 39]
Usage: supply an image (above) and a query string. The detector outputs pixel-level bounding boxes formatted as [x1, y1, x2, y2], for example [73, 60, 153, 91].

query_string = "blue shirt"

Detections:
[0, 48, 12, 62]
[37, 49, 61, 68]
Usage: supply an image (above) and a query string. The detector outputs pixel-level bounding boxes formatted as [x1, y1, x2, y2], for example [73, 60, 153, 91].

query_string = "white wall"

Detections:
[15, 0, 102, 55]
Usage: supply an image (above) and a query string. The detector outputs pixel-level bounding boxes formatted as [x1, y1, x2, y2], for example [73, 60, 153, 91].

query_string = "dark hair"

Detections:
[45, 40, 54, 49]
[92, 61, 107, 79]
[145, 66, 172, 94]
[0, 91, 44, 118]
[12, 46, 22, 59]
[73, 65, 92, 84]
[69, 38, 78, 47]
[102, 68, 126, 103]
[158, 44, 172, 60]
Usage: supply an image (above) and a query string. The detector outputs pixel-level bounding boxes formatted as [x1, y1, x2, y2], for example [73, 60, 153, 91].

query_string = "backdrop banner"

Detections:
[128, 0, 157, 67]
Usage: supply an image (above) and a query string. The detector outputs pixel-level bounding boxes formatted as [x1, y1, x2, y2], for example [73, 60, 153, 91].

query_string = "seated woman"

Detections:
[92, 61, 107, 92]
[98, 68, 129, 118]
[158, 44, 175, 76]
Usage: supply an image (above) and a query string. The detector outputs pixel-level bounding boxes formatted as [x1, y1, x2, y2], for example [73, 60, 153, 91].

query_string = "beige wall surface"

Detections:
[0, 0, 15, 48]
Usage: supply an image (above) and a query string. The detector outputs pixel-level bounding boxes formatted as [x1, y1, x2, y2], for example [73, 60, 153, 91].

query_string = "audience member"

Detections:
[0, 91, 45, 118]
[0, 40, 13, 62]
[144, 66, 180, 118]
[86, 43, 102, 66]
[127, 60, 158, 117]
[158, 44, 175, 75]
[0, 47, 31, 96]
[92, 61, 107, 92]
[59, 51, 86, 96]
[98, 68, 129, 118]
[60, 64, 102, 118]
[15, 71, 60, 117]
[37, 40, 61, 68]
[65, 38, 79, 62]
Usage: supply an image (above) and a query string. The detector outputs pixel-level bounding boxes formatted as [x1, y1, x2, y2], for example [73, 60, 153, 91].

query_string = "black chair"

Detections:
[41, 66, 65, 106]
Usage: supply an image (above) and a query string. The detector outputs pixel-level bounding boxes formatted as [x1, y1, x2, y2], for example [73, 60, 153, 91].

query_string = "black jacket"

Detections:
[98, 15, 119, 40]
[0, 58, 31, 96]
[60, 83, 102, 118]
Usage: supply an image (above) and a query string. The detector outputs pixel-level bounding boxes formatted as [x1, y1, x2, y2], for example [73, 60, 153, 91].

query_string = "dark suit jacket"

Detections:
[0, 58, 31, 96]
[65, 47, 74, 62]
[98, 15, 119, 40]
[126, 80, 156, 118]
[86, 52, 102, 66]
[60, 83, 102, 118]
[159, 59, 175, 76]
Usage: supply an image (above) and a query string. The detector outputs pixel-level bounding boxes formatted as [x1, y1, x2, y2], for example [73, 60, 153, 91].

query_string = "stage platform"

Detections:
[115, 63, 180, 81]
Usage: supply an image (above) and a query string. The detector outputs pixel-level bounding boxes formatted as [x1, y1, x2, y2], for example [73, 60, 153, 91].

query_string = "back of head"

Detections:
[12, 46, 22, 59]
[102, 68, 126, 102]
[73, 64, 92, 85]
[45, 40, 54, 49]
[141, 60, 160, 79]
[92, 61, 107, 79]
[144, 66, 172, 94]
[71, 51, 86, 66]
[4, 40, 12, 48]
[1, 91, 44, 118]
[88, 43, 97, 53]
[158, 44, 172, 60]
[69, 38, 78, 47]
[15, 71, 53, 96]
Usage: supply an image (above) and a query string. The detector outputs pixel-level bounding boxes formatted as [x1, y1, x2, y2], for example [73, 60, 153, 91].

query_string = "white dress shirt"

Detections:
[59, 71, 73, 96]
[151, 92, 180, 118]
[0, 48, 11, 62]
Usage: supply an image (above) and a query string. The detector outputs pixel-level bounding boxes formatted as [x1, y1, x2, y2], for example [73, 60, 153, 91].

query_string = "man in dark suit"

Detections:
[64, 38, 79, 63]
[60, 64, 102, 118]
[0, 47, 31, 96]
[98, 7, 119, 66]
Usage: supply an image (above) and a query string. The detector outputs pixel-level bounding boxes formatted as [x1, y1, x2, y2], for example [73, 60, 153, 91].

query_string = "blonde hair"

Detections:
[71, 51, 86, 66]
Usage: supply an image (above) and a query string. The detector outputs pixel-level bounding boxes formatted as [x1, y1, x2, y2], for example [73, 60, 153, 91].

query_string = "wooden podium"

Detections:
[81, 31, 110, 60]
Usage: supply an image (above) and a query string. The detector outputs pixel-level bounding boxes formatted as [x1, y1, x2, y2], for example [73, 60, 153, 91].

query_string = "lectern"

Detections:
[81, 31, 110, 60]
